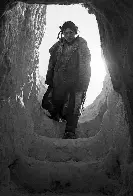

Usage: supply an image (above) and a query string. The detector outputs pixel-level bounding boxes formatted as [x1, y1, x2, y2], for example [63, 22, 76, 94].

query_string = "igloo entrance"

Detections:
[0, 1, 132, 195]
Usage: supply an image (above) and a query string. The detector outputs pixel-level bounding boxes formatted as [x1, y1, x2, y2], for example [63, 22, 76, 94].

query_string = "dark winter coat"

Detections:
[45, 36, 91, 96]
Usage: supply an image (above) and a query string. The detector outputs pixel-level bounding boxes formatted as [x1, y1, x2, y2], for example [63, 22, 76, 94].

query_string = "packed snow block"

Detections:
[118, 163, 133, 196]
[0, 130, 15, 169]
[27, 133, 109, 162]
[77, 113, 106, 138]
[0, 168, 10, 187]
[77, 74, 112, 138]
[0, 1, 47, 166]
[107, 90, 120, 111]
[0, 163, 11, 196]
[96, 90, 129, 161]
[0, 105, 15, 187]
[28, 135, 93, 162]
[102, 147, 121, 180]
[34, 112, 66, 138]
[10, 155, 118, 193]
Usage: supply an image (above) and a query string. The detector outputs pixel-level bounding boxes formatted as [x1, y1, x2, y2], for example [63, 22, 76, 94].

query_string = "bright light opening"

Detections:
[38, 4, 106, 107]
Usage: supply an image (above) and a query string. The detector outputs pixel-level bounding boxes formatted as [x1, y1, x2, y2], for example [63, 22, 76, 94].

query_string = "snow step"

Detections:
[10, 154, 117, 193]
[28, 134, 107, 162]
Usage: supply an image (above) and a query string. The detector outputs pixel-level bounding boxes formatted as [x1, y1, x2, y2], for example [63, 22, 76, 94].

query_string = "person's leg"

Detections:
[65, 90, 75, 133]
[63, 90, 83, 139]
[50, 86, 65, 121]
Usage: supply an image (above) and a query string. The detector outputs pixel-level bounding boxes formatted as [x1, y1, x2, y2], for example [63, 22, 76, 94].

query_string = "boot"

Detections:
[62, 131, 76, 139]
[49, 113, 60, 122]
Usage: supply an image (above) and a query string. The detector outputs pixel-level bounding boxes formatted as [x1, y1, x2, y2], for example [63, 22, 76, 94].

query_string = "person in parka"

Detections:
[45, 21, 91, 139]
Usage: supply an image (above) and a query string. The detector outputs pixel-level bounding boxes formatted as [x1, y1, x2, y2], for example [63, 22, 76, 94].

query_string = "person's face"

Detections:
[63, 28, 76, 42]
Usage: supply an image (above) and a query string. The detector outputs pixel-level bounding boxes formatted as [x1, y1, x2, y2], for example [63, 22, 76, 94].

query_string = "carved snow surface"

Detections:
[8, 82, 128, 195]
[0, 1, 131, 196]
[10, 154, 119, 193]
[7, 86, 128, 195]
